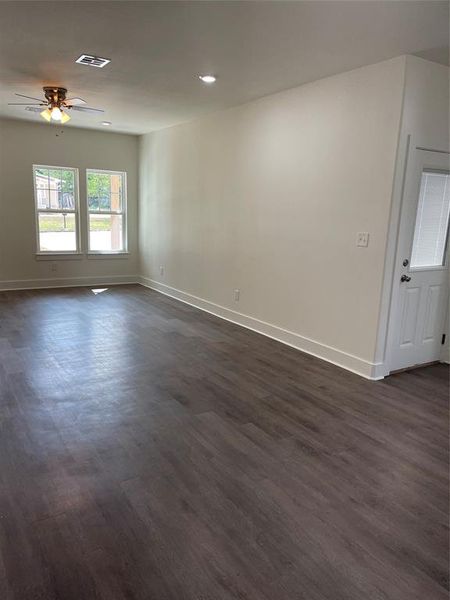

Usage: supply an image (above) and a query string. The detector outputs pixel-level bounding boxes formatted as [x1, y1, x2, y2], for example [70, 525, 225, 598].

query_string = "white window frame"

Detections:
[33, 164, 81, 256]
[86, 169, 128, 255]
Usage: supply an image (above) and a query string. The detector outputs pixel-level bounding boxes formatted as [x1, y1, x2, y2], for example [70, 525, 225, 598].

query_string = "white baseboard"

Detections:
[0, 274, 139, 292]
[0, 273, 387, 380]
[139, 276, 385, 381]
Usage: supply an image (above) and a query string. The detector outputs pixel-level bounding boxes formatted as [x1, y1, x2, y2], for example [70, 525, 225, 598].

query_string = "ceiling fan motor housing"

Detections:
[43, 86, 67, 107]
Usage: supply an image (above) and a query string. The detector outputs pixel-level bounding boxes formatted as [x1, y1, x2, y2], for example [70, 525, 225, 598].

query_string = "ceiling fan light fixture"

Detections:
[60, 111, 71, 124]
[40, 106, 70, 124]
[40, 108, 52, 122]
[15, 87, 100, 124]
[50, 106, 62, 121]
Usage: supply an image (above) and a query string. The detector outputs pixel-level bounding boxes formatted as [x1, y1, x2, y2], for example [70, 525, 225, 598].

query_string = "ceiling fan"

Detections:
[8, 87, 104, 124]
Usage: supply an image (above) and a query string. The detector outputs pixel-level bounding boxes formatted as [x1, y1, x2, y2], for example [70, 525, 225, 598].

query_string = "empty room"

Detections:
[0, 1, 448, 599]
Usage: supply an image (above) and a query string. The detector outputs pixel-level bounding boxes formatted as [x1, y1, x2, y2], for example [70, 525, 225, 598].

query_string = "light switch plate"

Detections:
[357, 232, 369, 247]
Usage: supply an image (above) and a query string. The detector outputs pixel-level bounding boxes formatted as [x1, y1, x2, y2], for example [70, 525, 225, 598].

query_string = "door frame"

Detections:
[383, 138, 450, 375]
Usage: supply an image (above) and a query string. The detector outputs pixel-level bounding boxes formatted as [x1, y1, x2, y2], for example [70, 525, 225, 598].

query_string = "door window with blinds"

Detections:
[86, 170, 127, 253]
[410, 169, 450, 269]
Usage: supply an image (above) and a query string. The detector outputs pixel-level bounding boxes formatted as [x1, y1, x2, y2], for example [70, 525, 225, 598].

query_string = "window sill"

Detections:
[35, 253, 84, 261]
[87, 252, 130, 260]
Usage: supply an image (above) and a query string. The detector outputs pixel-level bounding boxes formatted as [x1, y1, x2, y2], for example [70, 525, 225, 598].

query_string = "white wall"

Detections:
[0, 119, 139, 288]
[401, 56, 450, 152]
[139, 57, 407, 378]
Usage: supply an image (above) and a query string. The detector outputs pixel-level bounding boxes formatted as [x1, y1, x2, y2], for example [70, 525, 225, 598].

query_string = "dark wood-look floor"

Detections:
[0, 285, 448, 600]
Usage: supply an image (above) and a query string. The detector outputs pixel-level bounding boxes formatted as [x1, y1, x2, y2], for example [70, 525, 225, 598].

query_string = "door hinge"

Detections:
[442, 334, 446, 345]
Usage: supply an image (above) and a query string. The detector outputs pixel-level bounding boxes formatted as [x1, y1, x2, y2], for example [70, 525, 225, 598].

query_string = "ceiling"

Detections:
[0, 1, 448, 135]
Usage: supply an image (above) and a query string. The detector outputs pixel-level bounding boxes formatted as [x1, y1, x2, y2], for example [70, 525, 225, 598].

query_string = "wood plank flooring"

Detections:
[0, 284, 448, 600]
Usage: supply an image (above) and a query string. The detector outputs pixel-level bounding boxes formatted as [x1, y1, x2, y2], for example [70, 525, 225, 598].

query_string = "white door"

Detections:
[388, 148, 450, 373]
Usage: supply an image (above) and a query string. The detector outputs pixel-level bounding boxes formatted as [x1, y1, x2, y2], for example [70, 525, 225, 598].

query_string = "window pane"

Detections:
[38, 213, 77, 252]
[35, 168, 49, 189]
[35, 167, 49, 179]
[60, 191, 75, 210]
[111, 192, 121, 212]
[48, 169, 62, 191]
[36, 188, 50, 209]
[89, 214, 123, 252]
[87, 172, 112, 211]
[43, 188, 66, 210]
[34, 168, 75, 210]
[110, 173, 123, 205]
[61, 171, 74, 193]
[88, 195, 99, 211]
[411, 170, 450, 268]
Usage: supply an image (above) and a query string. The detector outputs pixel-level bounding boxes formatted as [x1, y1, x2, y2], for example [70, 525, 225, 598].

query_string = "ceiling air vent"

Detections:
[76, 54, 110, 68]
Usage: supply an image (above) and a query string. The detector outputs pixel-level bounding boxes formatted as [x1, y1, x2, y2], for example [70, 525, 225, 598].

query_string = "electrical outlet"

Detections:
[159, 265, 164, 276]
[51, 263, 57, 272]
[356, 232, 369, 247]
[234, 289, 240, 302]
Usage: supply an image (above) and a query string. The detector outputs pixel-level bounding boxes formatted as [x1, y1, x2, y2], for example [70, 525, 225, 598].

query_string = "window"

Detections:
[33, 165, 80, 253]
[410, 170, 450, 269]
[87, 170, 127, 253]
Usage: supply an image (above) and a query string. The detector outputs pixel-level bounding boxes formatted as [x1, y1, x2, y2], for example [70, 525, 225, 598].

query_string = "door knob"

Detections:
[401, 274, 411, 282]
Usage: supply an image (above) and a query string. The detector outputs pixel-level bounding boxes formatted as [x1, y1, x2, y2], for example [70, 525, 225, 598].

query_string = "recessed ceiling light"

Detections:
[101, 121, 112, 126]
[199, 74, 216, 84]
[76, 54, 110, 68]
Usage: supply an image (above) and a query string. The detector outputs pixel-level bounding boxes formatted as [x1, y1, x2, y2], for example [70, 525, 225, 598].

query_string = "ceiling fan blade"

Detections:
[8, 103, 45, 106]
[71, 105, 104, 113]
[65, 97, 86, 106]
[15, 93, 45, 102]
